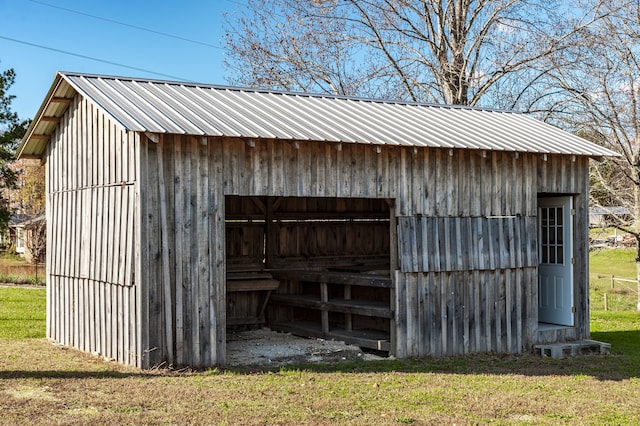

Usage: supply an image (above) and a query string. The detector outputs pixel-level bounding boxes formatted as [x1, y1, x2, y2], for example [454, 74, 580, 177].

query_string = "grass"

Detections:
[590, 248, 638, 311]
[0, 287, 45, 338]
[589, 226, 627, 237]
[0, 252, 638, 424]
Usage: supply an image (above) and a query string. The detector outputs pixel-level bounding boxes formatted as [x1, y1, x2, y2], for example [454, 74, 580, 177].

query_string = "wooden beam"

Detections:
[250, 196, 266, 215]
[40, 116, 60, 123]
[272, 196, 284, 212]
[145, 132, 161, 144]
[51, 97, 73, 104]
[270, 270, 393, 288]
[30, 134, 50, 140]
[270, 294, 392, 318]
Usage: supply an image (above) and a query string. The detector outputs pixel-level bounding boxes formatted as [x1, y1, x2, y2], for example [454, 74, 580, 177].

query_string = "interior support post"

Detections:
[388, 199, 398, 356]
[265, 197, 276, 269]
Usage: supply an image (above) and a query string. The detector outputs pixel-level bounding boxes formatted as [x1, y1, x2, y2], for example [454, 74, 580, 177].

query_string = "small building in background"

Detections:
[589, 206, 630, 228]
[2, 213, 46, 263]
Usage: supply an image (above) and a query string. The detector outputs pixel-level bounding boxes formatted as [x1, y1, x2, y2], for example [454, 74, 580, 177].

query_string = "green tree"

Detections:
[0, 66, 29, 231]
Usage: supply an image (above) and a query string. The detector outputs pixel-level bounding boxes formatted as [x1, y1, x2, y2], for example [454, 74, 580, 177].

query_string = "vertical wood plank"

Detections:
[99, 278, 106, 361]
[435, 149, 446, 216]
[196, 138, 212, 365]
[117, 285, 124, 363]
[463, 272, 470, 354]
[157, 137, 174, 365]
[394, 270, 407, 358]
[505, 270, 513, 352]
[173, 138, 185, 365]
[406, 273, 418, 356]
[417, 273, 427, 356]
[410, 148, 421, 214]
[492, 153, 501, 215]
[86, 279, 94, 354]
[484, 271, 493, 352]
[426, 272, 437, 355]
[472, 270, 481, 352]
[189, 138, 201, 366]
[136, 134, 150, 368]
[440, 272, 448, 355]
[447, 149, 457, 215]
[496, 271, 504, 353]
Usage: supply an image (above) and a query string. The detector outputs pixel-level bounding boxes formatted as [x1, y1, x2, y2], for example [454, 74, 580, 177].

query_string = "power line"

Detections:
[0, 34, 193, 82]
[27, 0, 225, 50]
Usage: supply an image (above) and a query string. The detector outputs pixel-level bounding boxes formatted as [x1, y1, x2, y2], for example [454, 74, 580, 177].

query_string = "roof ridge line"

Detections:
[57, 71, 512, 113]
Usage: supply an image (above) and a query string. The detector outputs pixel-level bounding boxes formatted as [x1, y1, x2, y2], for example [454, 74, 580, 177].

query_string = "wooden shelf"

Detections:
[272, 321, 390, 352]
[227, 279, 279, 292]
[270, 294, 393, 318]
[267, 268, 393, 352]
[270, 269, 393, 288]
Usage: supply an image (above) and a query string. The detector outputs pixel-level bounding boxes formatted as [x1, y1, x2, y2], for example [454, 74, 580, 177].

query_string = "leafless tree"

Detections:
[554, 0, 640, 309]
[25, 218, 46, 264]
[224, 0, 607, 109]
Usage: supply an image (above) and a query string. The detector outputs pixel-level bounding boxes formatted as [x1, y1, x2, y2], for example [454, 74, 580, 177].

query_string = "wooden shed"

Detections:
[18, 72, 617, 369]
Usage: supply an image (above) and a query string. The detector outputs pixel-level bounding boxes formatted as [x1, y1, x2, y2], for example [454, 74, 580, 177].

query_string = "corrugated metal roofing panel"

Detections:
[18, 72, 620, 159]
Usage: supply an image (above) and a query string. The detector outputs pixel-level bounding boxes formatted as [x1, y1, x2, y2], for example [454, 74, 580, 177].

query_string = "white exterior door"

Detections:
[538, 196, 574, 326]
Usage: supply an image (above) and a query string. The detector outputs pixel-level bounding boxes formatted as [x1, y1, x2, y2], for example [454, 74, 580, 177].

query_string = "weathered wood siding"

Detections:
[137, 134, 590, 365]
[46, 95, 139, 366]
[138, 134, 226, 368]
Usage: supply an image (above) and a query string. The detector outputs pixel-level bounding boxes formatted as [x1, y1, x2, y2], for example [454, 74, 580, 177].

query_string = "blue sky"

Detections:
[0, 0, 239, 120]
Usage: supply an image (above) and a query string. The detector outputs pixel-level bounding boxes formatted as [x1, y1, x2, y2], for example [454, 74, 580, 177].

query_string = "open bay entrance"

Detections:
[225, 196, 394, 358]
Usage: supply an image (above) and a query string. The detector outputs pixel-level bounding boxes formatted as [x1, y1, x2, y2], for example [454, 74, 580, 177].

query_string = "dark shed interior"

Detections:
[225, 196, 393, 352]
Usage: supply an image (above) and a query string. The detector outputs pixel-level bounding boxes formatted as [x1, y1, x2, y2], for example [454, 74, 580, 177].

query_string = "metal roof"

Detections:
[18, 72, 619, 158]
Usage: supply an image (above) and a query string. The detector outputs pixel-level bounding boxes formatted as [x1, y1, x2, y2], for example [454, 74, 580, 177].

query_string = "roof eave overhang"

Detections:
[16, 73, 76, 159]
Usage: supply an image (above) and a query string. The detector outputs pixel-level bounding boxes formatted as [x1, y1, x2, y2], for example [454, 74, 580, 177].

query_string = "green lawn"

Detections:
[0, 287, 45, 338]
[590, 248, 638, 311]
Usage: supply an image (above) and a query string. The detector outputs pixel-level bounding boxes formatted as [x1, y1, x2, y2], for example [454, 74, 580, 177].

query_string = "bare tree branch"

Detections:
[224, 0, 605, 108]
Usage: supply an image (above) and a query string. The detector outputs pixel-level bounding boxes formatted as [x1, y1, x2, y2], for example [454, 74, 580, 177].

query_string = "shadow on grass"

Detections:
[0, 370, 154, 380]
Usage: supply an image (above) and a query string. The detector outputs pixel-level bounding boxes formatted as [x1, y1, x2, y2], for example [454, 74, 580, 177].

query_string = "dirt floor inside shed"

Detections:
[226, 328, 387, 368]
